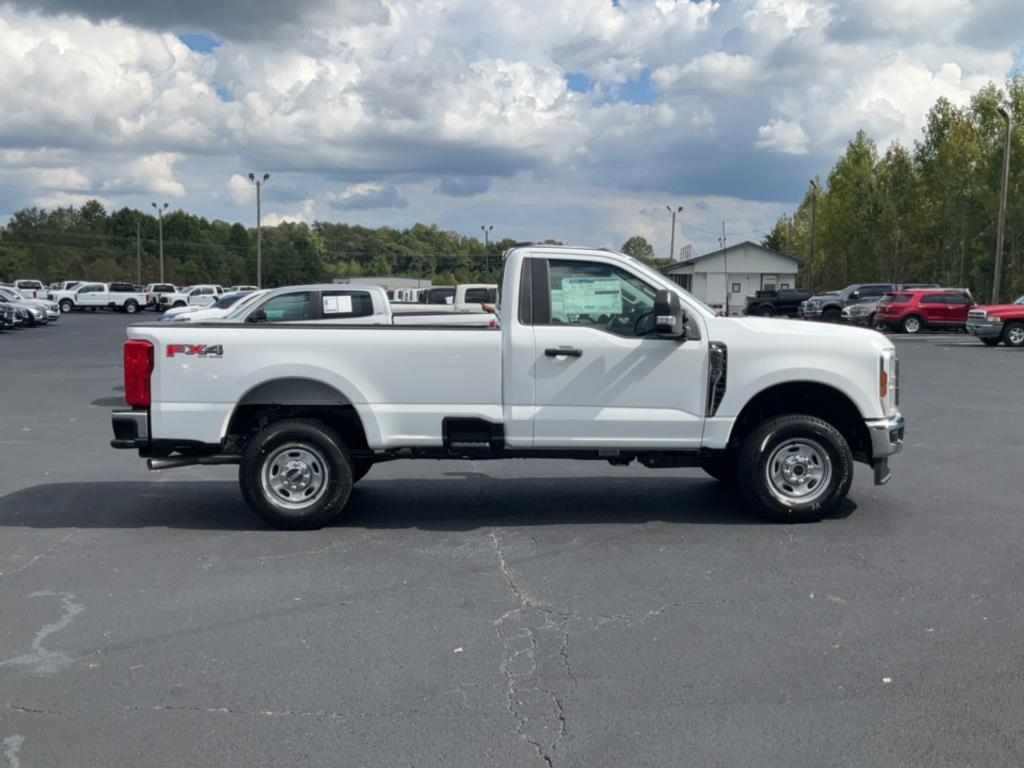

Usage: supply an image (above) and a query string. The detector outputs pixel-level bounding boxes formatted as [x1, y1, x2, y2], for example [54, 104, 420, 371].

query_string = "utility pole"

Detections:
[136, 219, 142, 285]
[808, 179, 818, 290]
[665, 205, 683, 261]
[481, 225, 493, 273]
[719, 220, 728, 316]
[993, 106, 1012, 303]
[249, 173, 270, 288]
[151, 202, 168, 282]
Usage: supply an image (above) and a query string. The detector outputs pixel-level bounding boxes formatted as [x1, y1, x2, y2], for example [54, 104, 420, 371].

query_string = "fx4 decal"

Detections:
[166, 344, 224, 358]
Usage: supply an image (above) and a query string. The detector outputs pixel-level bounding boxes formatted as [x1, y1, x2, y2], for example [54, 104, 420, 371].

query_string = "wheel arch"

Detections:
[224, 377, 375, 453]
[727, 381, 873, 461]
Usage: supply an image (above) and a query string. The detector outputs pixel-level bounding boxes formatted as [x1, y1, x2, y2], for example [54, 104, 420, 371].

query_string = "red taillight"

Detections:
[124, 339, 154, 407]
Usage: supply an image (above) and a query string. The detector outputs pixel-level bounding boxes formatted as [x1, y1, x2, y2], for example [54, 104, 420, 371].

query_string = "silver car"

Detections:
[0, 285, 60, 323]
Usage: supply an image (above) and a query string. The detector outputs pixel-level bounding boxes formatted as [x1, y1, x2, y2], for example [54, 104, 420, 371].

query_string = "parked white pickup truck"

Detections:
[111, 244, 904, 529]
[50, 281, 148, 313]
[174, 284, 496, 327]
[158, 284, 224, 310]
[390, 283, 497, 315]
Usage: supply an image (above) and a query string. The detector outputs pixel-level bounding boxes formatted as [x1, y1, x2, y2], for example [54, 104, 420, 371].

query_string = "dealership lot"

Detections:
[2, 314, 1023, 767]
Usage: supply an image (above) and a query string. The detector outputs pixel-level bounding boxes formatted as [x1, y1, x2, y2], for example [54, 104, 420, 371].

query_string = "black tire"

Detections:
[871, 316, 888, 332]
[700, 456, 737, 482]
[124, 300, 138, 314]
[59, 299, 73, 313]
[901, 314, 923, 334]
[821, 307, 842, 323]
[759, 305, 776, 317]
[1003, 322, 1024, 348]
[980, 337, 1000, 347]
[239, 418, 353, 530]
[351, 459, 373, 484]
[737, 414, 853, 524]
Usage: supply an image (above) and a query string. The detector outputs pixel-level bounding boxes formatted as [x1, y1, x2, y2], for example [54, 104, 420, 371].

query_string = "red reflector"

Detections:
[124, 339, 154, 407]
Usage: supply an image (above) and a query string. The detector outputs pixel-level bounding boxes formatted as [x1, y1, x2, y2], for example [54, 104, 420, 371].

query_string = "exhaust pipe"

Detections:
[147, 455, 240, 471]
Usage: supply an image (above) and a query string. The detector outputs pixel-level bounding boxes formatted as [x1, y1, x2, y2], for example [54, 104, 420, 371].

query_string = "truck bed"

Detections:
[130, 322, 503, 449]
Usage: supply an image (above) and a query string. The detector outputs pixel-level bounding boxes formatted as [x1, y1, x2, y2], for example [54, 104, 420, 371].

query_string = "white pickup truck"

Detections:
[50, 281, 148, 313]
[157, 284, 224, 310]
[111, 244, 904, 529]
[390, 283, 497, 314]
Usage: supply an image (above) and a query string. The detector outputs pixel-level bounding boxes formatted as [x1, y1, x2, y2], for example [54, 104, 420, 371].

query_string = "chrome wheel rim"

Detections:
[1008, 326, 1024, 346]
[260, 443, 329, 510]
[905, 317, 920, 333]
[765, 438, 832, 505]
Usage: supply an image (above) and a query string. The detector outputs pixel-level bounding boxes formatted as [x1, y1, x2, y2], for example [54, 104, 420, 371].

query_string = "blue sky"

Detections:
[0, 0, 1019, 256]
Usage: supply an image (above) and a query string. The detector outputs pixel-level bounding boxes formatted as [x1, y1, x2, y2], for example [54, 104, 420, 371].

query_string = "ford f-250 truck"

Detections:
[111, 244, 905, 529]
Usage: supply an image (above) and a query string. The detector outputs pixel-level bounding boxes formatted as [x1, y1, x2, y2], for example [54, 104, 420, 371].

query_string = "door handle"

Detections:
[545, 347, 583, 358]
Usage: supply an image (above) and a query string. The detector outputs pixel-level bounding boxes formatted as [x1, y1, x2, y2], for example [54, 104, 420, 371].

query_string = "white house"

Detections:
[661, 241, 802, 316]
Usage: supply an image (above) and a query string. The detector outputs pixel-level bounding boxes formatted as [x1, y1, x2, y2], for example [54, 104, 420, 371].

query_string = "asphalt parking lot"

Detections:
[1, 313, 1023, 768]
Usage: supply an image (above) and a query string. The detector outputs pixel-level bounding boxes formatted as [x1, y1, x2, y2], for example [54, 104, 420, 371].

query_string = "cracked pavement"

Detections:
[3, 314, 1024, 767]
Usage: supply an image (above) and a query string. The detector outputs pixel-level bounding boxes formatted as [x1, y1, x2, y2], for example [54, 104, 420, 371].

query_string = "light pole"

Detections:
[248, 172, 270, 287]
[665, 205, 683, 260]
[719, 221, 729, 315]
[808, 179, 818, 289]
[993, 106, 1012, 303]
[151, 202, 168, 282]
[481, 225, 493, 273]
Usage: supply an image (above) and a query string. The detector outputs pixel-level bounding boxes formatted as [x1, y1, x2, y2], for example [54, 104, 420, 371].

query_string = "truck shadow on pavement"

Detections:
[0, 476, 856, 531]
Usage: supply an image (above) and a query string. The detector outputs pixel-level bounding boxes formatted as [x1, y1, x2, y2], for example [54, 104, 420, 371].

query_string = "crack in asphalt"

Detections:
[490, 531, 574, 768]
[0, 534, 76, 580]
[0, 591, 84, 675]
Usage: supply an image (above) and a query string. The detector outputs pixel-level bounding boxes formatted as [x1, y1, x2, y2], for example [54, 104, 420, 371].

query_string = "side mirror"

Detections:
[850, 290, 861, 300]
[653, 289, 685, 339]
[247, 309, 267, 323]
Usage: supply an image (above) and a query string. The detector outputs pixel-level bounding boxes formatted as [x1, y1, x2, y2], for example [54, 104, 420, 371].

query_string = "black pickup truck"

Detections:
[743, 289, 812, 317]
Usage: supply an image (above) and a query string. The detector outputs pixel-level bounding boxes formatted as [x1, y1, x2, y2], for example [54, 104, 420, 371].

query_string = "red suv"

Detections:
[875, 289, 974, 334]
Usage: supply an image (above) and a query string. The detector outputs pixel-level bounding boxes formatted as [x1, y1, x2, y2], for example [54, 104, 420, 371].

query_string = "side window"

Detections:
[258, 292, 315, 322]
[464, 288, 497, 304]
[545, 260, 658, 338]
[920, 294, 944, 304]
[320, 291, 374, 319]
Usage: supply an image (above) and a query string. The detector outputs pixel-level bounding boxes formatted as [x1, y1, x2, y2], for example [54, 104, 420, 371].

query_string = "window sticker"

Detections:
[323, 295, 353, 314]
[560, 278, 622, 317]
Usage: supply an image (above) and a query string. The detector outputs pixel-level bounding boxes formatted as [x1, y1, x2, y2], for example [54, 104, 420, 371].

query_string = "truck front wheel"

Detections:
[737, 414, 853, 523]
[59, 299, 74, 313]
[239, 418, 354, 530]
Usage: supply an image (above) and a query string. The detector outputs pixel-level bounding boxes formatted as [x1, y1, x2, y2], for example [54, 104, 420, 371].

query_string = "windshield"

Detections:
[222, 290, 270, 320]
[212, 293, 247, 309]
[1015, 295, 1024, 305]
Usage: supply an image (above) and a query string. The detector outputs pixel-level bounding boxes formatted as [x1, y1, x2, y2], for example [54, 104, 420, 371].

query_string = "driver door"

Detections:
[530, 257, 707, 449]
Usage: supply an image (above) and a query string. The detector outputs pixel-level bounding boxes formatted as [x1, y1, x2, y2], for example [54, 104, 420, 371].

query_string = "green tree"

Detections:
[620, 235, 655, 262]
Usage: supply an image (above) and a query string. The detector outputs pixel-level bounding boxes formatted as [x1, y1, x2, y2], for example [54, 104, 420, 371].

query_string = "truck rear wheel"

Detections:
[239, 418, 354, 530]
[737, 414, 852, 523]
[124, 300, 138, 314]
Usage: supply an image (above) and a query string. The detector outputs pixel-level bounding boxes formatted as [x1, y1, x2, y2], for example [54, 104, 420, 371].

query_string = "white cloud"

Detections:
[101, 152, 187, 196]
[261, 198, 316, 226]
[32, 191, 112, 208]
[328, 183, 408, 210]
[36, 167, 92, 190]
[756, 118, 810, 155]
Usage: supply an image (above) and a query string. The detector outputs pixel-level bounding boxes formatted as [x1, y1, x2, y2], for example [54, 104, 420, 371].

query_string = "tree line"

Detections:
[763, 76, 1023, 301]
[0, 203, 523, 288]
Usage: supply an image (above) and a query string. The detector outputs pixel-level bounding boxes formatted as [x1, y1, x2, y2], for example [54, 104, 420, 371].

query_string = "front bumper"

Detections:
[111, 410, 149, 449]
[966, 319, 1003, 339]
[864, 413, 905, 485]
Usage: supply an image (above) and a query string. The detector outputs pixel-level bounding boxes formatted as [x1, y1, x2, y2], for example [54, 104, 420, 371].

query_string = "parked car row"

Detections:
[739, 278, 1024, 348]
[0, 282, 61, 331]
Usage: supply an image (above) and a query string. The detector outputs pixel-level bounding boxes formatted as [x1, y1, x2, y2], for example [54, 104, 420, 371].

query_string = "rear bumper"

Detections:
[864, 413, 905, 485]
[111, 410, 149, 449]
[966, 319, 1003, 339]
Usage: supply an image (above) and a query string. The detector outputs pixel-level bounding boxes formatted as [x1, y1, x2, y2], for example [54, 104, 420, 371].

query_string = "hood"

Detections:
[715, 315, 893, 352]
[971, 303, 1024, 314]
[807, 292, 840, 302]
